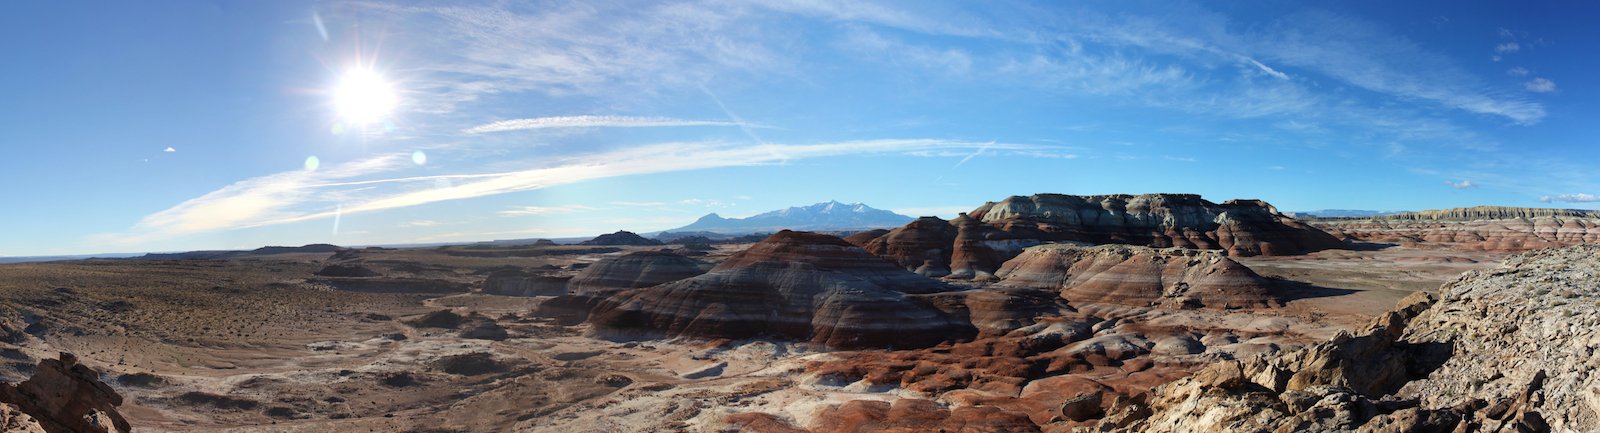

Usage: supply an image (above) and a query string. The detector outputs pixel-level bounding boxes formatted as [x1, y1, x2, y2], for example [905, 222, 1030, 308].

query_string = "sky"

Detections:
[2, 1, 1597, 256]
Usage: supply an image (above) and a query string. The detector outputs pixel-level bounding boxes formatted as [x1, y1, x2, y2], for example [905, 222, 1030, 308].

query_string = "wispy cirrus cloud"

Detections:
[109, 139, 1062, 243]
[497, 204, 600, 216]
[462, 115, 760, 134]
[1541, 193, 1600, 203]
[1524, 78, 1557, 93]
[124, 155, 409, 240]
[358, 2, 785, 113]
[1249, 11, 1544, 125]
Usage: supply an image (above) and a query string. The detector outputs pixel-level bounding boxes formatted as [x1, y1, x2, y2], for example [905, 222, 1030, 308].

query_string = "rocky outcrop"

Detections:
[1313, 206, 1600, 252]
[995, 244, 1280, 309]
[1096, 245, 1600, 432]
[536, 251, 710, 324]
[866, 194, 1343, 280]
[481, 269, 569, 297]
[579, 231, 663, 246]
[585, 231, 973, 349]
[0, 403, 46, 433]
[0, 353, 131, 433]
[840, 229, 889, 248]
[969, 194, 1343, 256]
[862, 217, 960, 277]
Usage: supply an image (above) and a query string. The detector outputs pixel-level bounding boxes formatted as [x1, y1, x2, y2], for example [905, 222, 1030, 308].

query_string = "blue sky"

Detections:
[2, 1, 1596, 256]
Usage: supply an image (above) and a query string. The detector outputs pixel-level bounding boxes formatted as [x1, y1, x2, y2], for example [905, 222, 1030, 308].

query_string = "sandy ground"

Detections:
[1238, 243, 1504, 322]
[0, 242, 1503, 432]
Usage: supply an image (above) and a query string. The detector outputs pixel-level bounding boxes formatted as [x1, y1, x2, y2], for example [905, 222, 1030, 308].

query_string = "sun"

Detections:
[333, 67, 397, 125]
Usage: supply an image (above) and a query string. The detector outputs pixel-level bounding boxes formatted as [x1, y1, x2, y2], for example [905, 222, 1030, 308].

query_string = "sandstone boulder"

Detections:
[0, 353, 131, 433]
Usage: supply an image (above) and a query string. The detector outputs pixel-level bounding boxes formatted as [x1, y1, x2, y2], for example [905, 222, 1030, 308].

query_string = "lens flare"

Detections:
[411, 150, 427, 165]
[333, 67, 397, 125]
[304, 155, 320, 171]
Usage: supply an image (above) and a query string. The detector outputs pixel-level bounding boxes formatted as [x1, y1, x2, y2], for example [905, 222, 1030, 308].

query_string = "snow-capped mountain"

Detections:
[662, 201, 913, 234]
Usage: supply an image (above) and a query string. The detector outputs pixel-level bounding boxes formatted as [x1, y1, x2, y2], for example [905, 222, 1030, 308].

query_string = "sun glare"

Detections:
[333, 67, 397, 125]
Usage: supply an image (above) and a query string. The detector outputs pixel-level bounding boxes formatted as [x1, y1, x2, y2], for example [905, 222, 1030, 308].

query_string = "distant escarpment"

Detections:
[133, 243, 343, 261]
[995, 244, 1280, 309]
[1381, 206, 1600, 221]
[1095, 245, 1600, 432]
[584, 231, 975, 349]
[862, 194, 1343, 279]
[579, 231, 663, 246]
[1313, 206, 1600, 251]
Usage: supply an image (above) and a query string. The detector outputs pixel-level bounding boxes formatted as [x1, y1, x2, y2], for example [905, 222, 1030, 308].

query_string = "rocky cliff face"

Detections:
[585, 231, 974, 349]
[1095, 245, 1600, 432]
[1314, 206, 1600, 252]
[861, 194, 1343, 280]
[995, 244, 1280, 309]
[0, 353, 131, 433]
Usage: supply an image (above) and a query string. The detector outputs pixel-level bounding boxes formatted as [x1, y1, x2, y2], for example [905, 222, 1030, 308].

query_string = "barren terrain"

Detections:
[0, 237, 1504, 432]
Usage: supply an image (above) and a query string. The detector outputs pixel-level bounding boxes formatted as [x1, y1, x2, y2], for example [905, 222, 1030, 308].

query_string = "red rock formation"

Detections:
[949, 213, 1036, 280]
[995, 244, 1280, 309]
[0, 353, 131, 433]
[1312, 206, 1600, 251]
[866, 194, 1343, 280]
[809, 398, 1041, 433]
[862, 217, 959, 277]
[585, 231, 974, 349]
[841, 229, 889, 248]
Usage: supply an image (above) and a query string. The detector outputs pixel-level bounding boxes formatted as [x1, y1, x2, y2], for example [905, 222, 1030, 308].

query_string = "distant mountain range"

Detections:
[660, 201, 913, 235]
[1286, 209, 1409, 218]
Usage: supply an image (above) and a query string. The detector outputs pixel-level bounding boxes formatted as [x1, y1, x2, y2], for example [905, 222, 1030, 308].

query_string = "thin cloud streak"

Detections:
[116, 139, 1061, 242]
[462, 115, 760, 134]
[498, 204, 600, 216]
[1541, 193, 1600, 203]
